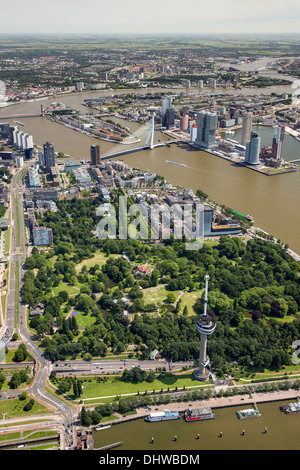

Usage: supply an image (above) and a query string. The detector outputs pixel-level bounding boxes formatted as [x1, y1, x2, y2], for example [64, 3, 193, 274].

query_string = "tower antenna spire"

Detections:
[194, 274, 216, 381]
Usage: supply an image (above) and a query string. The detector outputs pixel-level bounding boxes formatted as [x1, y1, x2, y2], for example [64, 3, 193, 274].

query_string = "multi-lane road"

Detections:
[0, 164, 76, 430]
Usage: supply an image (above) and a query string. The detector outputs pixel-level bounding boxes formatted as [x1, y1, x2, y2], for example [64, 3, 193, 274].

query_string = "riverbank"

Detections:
[94, 388, 300, 430]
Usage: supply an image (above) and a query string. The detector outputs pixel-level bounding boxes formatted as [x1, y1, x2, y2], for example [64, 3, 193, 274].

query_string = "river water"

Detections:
[92, 400, 300, 450]
[1, 84, 300, 253]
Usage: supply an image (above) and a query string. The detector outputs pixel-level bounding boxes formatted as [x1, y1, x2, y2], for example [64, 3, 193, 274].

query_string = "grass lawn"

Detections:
[142, 285, 203, 315]
[75, 251, 120, 273]
[179, 289, 203, 315]
[52, 282, 80, 297]
[77, 372, 207, 400]
[0, 397, 51, 419]
[70, 310, 97, 331]
[142, 285, 180, 306]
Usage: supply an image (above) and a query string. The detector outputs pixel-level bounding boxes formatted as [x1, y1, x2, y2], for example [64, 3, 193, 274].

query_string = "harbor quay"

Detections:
[93, 387, 300, 430]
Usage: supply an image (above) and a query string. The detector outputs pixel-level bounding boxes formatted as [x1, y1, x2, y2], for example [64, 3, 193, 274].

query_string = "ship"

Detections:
[184, 407, 215, 422]
[280, 401, 300, 414]
[145, 410, 181, 422]
[236, 407, 261, 419]
[246, 214, 253, 221]
[165, 160, 186, 167]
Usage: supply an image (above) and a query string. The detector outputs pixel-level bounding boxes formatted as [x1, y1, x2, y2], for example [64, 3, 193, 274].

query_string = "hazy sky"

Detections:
[1, 0, 300, 34]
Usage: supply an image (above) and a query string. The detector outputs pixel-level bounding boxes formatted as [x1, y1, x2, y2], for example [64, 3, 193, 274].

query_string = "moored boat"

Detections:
[184, 407, 215, 422]
[236, 408, 261, 419]
[145, 410, 180, 422]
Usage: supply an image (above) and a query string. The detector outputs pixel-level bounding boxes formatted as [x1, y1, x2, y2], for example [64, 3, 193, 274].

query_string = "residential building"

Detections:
[90, 145, 101, 165]
[43, 142, 55, 172]
[28, 164, 40, 187]
[241, 112, 253, 146]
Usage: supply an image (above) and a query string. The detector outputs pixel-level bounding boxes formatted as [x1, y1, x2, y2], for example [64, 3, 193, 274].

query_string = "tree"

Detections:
[13, 344, 28, 362]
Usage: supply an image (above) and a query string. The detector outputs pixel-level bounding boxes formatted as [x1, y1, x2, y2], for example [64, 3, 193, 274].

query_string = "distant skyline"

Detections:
[1, 0, 300, 35]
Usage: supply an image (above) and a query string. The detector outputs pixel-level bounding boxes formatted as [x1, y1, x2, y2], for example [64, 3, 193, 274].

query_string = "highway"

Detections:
[52, 358, 194, 376]
[0, 164, 76, 434]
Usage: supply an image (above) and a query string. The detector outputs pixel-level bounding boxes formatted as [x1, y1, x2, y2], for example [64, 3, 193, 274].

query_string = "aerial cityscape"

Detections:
[0, 0, 300, 459]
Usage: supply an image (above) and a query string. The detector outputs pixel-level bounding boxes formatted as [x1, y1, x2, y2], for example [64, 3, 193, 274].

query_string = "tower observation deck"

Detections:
[194, 274, 216, 381]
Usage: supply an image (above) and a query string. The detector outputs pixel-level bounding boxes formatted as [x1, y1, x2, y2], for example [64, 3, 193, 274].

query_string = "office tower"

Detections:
[90, 145, 101, 165]
[43, 142, 55, 172]
[161, 96, 172, 127]
[241, 112, 253, 146]
[24, 148, 33, 160]
[272, 125, 285, 161]
[245, 131, 261, 165]
[194, 275, 216, 381]
[164, 108, 175, 129]
[194, 111, 218, 149]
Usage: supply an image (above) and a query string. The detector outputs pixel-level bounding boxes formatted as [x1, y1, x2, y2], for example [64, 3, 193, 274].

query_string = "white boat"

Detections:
[95, 424, 112, 431]
[165, 160, 186, 167]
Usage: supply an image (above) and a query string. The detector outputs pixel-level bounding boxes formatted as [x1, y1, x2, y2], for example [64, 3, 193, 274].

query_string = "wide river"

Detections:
[1, 83, 300, 253]
[92, 399, 300, 450]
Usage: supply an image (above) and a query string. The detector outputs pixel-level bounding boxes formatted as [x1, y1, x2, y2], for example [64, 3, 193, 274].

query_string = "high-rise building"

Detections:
[43, 142, 55, 172]
[198, 80, 203, 89]
[194, 275, 216, 381]
[245, 131, 261, 165]
[272, 125, 285, 161]
[90, 145, 101, 165]
[161, 96, 172, 127]
[179, 113, 189, 131]
[241, 112, 253, 146]
[194, 111, 218, 149]
[29, 164, 40, 187]
[164, 108, 175, 129]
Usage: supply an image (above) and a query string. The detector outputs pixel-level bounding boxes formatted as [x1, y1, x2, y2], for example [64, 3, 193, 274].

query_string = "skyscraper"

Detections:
[194, 111, 218, 149]
[43, 142, 55, 172]
[161, 96, 172, 127]
[194, 275, 216, 381]
[164, 108, 175, 129]
[272, 125, 285, 161]
[241, 112, 253, 146]
[245, 131, 261, 165]
[90, 145, 101, 165]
